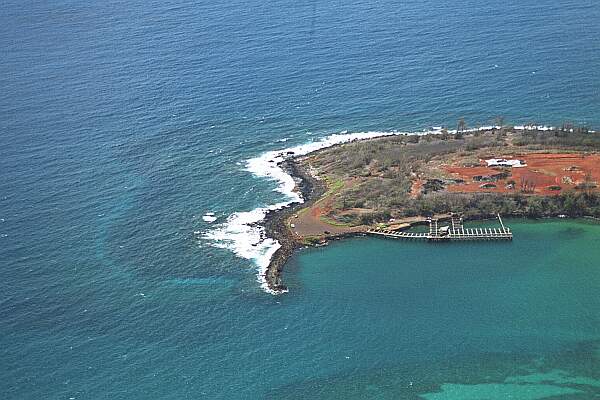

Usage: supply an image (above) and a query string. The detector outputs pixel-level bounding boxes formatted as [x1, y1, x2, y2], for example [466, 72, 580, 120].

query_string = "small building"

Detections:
[485, 158, 526, 168]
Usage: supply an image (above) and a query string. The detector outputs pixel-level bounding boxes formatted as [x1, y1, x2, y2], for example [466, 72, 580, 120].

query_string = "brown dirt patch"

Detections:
[289, 179, 367, 237]
[444, 153, 600, 195]
[410, 179, 424, 198]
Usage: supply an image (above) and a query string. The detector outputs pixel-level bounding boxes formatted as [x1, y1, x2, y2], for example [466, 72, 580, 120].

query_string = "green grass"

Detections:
[301, 236, 324, 245]
[296, 207, 310, 216]
[312, 177, 345, 207]
[319, 215, 354, 227]
[326, 178, 344, 193]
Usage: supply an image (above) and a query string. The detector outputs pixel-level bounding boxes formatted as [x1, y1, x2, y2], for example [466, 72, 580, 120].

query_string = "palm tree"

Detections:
[457, 118, 467, 133]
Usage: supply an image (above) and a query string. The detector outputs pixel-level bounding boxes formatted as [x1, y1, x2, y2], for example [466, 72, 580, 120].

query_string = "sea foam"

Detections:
[204, 130, 420, 294]
[202, 212, 218, 223]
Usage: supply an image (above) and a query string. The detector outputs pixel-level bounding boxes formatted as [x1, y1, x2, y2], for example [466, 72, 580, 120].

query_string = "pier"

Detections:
[367, 214, 512, 241]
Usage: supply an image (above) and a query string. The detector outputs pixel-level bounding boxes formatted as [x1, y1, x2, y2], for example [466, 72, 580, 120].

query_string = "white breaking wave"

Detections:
[203, 203, 288, 294]
[204, 129, 426, 294]
[203, 124, 573, 294]
[202, 213, 218, 223]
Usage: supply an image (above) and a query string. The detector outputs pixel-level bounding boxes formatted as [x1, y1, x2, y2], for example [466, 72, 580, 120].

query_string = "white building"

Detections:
[485, 158, 526, 168]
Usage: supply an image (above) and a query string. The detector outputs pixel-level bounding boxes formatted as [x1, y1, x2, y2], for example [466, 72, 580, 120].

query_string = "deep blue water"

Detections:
[2, 0, 600, 398]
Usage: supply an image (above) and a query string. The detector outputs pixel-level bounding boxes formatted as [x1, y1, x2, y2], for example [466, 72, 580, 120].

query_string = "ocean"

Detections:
[1, 0, 600, 398]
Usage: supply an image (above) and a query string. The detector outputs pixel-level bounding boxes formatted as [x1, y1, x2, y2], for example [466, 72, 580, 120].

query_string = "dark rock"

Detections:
[262, 159, 326, 293]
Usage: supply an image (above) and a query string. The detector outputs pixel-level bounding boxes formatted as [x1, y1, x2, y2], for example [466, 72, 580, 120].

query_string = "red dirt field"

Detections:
[289, 179, 367, 237]
[444, 153, 600, 195]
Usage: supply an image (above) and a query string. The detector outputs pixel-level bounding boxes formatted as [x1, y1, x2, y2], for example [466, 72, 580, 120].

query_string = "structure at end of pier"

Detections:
[368, 213, 512, 241]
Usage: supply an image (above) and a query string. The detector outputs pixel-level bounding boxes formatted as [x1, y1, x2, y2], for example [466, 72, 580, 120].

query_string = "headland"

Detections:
[262, 124, 600, 293]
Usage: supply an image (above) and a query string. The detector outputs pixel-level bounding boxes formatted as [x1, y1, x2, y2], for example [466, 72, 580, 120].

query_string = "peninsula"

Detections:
[264, 124, 600, 292]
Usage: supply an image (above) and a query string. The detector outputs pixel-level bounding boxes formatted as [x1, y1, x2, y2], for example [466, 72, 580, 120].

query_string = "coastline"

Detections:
[261, 159, 326, 293]
[258, 156, 504, 293]
[206, 125, 599, 295]
[259, 158, 600, 294]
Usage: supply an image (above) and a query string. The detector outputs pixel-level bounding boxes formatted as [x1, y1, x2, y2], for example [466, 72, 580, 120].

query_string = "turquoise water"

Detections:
[2, 0, 600, 398]
[279, 220, 600, 398]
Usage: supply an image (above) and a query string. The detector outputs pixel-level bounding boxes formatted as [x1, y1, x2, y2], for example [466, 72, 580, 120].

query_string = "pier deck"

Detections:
[367, 214, 512, 241]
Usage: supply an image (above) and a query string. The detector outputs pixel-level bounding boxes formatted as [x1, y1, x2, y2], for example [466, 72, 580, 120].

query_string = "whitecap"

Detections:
[202, 213, 218, 223]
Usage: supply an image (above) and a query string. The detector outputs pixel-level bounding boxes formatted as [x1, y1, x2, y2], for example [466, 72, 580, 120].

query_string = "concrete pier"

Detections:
[367, 213, 512, 241]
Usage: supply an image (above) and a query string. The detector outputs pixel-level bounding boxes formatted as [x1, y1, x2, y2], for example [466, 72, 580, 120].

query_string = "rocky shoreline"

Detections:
[259, 148, 600, 293]
[260, 157, 511, 293]
[262, 158, 326, 293]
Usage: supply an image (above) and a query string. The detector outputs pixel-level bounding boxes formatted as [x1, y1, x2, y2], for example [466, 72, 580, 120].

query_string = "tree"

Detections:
[494, 115, 506, 136]
[583, 172, 596, 195]
[457, 118, 467, 133]
[440, 128, 450, 140]
[525, 197, 543, 217]
[563, 192, 586, 216]
[494, 115, 505, 129]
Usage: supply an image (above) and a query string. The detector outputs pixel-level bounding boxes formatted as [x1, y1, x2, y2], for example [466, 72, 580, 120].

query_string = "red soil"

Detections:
[410, 179, 424, 198]
[290, 179, 367, 237]
[444, 153, 600, 195]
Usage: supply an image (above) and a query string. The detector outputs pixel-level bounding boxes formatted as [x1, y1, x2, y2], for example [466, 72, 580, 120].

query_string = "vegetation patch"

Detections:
[302, 236, 324, 246]
[298, 125, 600, 226]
